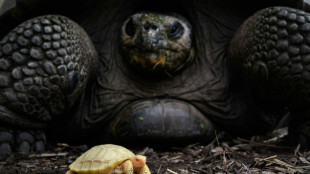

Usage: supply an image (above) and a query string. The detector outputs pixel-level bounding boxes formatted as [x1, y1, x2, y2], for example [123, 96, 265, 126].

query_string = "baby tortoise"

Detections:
[66, 144, 151, 174]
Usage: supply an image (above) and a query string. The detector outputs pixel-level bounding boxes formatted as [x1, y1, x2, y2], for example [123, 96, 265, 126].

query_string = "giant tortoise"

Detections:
[0, 0, 310, 154]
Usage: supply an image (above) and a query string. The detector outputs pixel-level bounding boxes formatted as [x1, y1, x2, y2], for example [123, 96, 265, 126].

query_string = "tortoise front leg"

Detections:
[138, 165, 151, 174]
[121, 160, 134, 174]
[0, 15, 98, 154]
[65, 170, 75, 174]
[229, 6, 310, 147]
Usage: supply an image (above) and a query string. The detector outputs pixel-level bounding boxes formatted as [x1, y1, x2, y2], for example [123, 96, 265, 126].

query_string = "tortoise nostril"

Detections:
[143, 24, 150, 31]
[142, 22, 158, 32]
[151, 25, 157, 30]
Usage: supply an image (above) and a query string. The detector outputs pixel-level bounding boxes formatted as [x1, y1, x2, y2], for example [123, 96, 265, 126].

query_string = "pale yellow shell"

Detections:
[69, 144, 135, 173]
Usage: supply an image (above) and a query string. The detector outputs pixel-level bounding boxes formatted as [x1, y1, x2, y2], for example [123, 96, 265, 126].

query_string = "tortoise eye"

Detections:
[125, 18, 135, 37]
[169, 21, 184, 39]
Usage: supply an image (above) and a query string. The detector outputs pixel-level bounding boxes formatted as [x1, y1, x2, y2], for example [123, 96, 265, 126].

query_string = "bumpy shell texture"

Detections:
[69, 144, 135, 173]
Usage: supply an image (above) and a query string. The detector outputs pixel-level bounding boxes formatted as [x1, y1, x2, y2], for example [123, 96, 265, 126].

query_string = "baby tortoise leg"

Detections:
[121, 160, 134, 174]
[229, 7, 310, 147]
[0, 15, 98, 154]
[65, 171, 74, 174]
[138, 165, 151, 174]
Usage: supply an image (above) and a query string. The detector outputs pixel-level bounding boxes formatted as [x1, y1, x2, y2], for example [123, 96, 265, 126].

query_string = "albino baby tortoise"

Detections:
[66, 144, 151, 174]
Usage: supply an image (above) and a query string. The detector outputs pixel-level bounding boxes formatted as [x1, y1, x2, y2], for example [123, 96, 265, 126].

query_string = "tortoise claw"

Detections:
[0, 128, 46, 155]
[16, 130, 46, 153]
[0, 130, 13, 155]
[0, 142, 12, 155]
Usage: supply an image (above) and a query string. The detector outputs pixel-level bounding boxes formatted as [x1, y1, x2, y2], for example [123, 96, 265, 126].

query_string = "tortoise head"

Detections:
[121, 12, 194, 75]
[130, 155, 146, 170]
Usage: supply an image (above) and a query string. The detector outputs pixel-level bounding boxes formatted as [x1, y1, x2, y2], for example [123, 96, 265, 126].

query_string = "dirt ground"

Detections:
[0, 127, 310, 174]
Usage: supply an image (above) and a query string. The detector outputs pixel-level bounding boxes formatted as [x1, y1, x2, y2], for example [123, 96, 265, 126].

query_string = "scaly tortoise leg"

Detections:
[0, 15, 98, 154]
[229, 7, 310, 147]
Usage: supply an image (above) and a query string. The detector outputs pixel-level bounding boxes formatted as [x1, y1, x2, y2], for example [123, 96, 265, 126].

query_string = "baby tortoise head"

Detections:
[121, 12, 194, 75]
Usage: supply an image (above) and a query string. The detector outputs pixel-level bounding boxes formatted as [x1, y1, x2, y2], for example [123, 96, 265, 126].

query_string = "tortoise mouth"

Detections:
[107, 99, 214, 143]
[122, 46, 193, 74]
